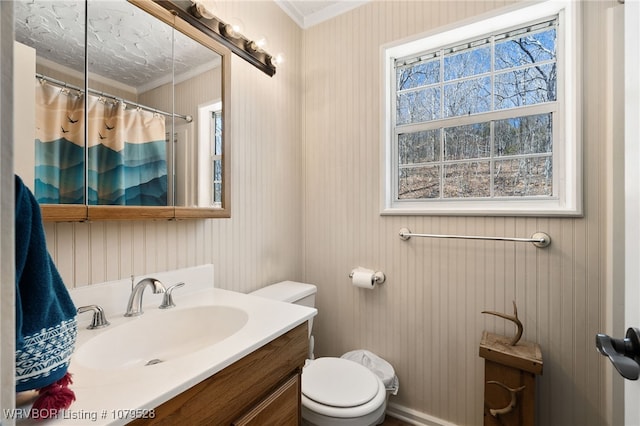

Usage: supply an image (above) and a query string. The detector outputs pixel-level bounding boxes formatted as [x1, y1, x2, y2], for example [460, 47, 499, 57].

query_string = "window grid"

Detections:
[393, 17, 557, 202]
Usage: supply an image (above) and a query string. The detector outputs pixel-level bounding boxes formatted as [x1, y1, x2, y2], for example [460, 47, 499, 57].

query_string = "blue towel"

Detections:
[14, 175, 77, 392]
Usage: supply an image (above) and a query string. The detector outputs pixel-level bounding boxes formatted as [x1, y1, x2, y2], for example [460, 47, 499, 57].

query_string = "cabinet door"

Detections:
[233, 374, 300, 426]
[483, 361, 536, 426]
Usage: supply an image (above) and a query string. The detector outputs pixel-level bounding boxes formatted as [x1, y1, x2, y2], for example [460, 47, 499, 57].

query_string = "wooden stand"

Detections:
[479, 331, 543, 426]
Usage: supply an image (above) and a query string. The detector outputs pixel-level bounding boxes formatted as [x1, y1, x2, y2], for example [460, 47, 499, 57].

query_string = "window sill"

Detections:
[381, 199, 583, 217]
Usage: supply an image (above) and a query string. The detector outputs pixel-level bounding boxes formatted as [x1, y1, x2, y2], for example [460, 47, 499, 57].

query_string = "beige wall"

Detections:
[40, 0, 621, 424]
[303, 0, 618, 425]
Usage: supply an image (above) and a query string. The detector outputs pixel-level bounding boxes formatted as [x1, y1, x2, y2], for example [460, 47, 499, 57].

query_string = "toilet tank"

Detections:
[249, 281, 317, 308]
[250, 281, 317, 359]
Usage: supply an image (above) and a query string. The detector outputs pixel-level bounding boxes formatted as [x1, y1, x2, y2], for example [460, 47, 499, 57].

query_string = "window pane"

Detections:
[399, 166, 440, 199]
[444, 123, 490, 161]
[397, 59, 440, 90]
[214, 182, 222, 204]
[399, 130, 440, 165]
[214, 111, 223, 155]
[494, 157, 552, 196]
[444, 77, 491, 117]
[495, 63, 556, 109]
[495, 28, 556, 70]
[213, 159, 222, 181]
[495, 113, 552, 157]
[443, 162, 490, 198]
[444, 46, 490, 81]
[397, 87, 441, 124]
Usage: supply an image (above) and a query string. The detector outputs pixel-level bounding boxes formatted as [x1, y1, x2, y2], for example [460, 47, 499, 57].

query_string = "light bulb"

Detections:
[228, 18, 244, 35]
[246, 40, 259, 52]
[255, 37, 268, 49]
[269, 53, 284, 67]
[220, 23, 235, 37]
[191, 0, 215, 19]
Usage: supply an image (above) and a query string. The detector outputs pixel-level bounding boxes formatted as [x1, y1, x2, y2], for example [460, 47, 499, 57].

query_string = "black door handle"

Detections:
[596, 327, 640, 380]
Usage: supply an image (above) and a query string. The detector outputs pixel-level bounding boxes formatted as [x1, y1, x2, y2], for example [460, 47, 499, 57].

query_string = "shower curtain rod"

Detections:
[35, 73, 193, 123]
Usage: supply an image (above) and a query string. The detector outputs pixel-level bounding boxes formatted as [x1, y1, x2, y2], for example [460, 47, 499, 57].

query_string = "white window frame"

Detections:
[381, 0, 582, 216]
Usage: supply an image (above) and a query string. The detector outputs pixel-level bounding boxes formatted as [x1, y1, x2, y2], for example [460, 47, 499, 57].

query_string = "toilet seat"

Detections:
[302, 358, 387, 419]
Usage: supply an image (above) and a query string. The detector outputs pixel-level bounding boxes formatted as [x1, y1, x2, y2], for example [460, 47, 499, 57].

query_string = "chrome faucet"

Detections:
[159, 282, 185, 309]
[77, 304, 110, 329]
[125, 278, 166, 317]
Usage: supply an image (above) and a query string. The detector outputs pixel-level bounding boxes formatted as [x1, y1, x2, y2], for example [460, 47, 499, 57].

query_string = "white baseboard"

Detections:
[385, 402, 459, 426]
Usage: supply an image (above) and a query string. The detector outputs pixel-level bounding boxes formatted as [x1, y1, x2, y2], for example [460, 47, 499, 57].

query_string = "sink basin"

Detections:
[74, 305, 248, 370]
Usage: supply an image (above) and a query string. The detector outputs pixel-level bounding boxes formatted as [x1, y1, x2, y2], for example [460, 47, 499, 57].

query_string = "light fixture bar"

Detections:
[155, 0, 276, 77]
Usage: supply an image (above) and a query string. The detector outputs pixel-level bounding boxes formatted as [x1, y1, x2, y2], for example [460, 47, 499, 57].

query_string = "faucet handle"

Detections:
[159, 282, 185, 309]
[77, 304, 110, 329]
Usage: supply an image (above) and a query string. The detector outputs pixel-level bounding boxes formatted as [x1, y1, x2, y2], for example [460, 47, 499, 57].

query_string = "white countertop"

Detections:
[16, 265, 316, 425]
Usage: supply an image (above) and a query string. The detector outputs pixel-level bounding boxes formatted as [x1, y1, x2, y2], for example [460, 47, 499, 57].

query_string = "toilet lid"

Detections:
[302, 358, 379, 408]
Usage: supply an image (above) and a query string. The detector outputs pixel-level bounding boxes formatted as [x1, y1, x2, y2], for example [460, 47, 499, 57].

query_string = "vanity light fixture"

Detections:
[155, 0, 277, 76]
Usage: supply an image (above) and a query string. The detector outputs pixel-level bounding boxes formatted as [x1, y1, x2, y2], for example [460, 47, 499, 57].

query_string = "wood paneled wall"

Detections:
[303, 1, 617, 425]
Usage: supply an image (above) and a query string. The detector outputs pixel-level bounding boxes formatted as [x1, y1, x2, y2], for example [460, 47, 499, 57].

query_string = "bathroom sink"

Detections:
[74, 305, 248, 370]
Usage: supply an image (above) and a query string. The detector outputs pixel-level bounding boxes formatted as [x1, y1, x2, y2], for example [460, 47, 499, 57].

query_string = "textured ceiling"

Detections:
[14, 1, 220, 92]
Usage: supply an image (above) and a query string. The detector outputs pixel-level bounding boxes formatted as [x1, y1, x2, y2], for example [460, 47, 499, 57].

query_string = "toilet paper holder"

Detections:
[349, 269, 386, 285]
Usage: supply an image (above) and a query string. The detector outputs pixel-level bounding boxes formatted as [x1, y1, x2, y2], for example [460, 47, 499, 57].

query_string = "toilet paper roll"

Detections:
[351, 269, 375, 289]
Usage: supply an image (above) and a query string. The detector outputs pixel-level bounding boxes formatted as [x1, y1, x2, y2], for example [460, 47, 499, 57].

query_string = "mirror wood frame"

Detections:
[40, 0, 231, 222]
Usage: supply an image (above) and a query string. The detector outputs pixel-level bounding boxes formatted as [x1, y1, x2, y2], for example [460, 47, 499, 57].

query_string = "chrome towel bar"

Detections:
[398, 227, 551, 248]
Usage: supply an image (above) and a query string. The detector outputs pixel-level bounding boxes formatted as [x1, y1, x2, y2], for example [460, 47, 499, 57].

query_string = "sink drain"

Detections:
[145, 358, 163, 366]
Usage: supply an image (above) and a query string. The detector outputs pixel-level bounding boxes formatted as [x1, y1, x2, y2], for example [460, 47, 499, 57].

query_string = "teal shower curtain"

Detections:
[34, 80, 85, 204]
[87, 96, 167, 205]
[34, 79, 168, 206]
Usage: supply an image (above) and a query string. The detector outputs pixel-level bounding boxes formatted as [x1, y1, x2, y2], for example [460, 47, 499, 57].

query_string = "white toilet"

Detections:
[250, 281, 392, 426]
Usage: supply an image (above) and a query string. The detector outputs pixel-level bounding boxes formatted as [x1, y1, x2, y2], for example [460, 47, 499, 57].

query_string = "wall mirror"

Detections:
[14, 0, 231, 221]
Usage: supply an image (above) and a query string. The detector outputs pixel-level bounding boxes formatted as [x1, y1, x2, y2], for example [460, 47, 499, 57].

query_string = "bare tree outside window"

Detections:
[394, 22, 557, 201]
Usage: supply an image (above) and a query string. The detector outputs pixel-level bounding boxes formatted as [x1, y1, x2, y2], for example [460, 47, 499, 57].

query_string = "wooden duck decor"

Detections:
[479, 302, 543, 426]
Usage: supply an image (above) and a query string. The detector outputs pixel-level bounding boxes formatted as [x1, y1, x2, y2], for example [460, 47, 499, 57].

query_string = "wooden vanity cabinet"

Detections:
[130, 323, 308, 425]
